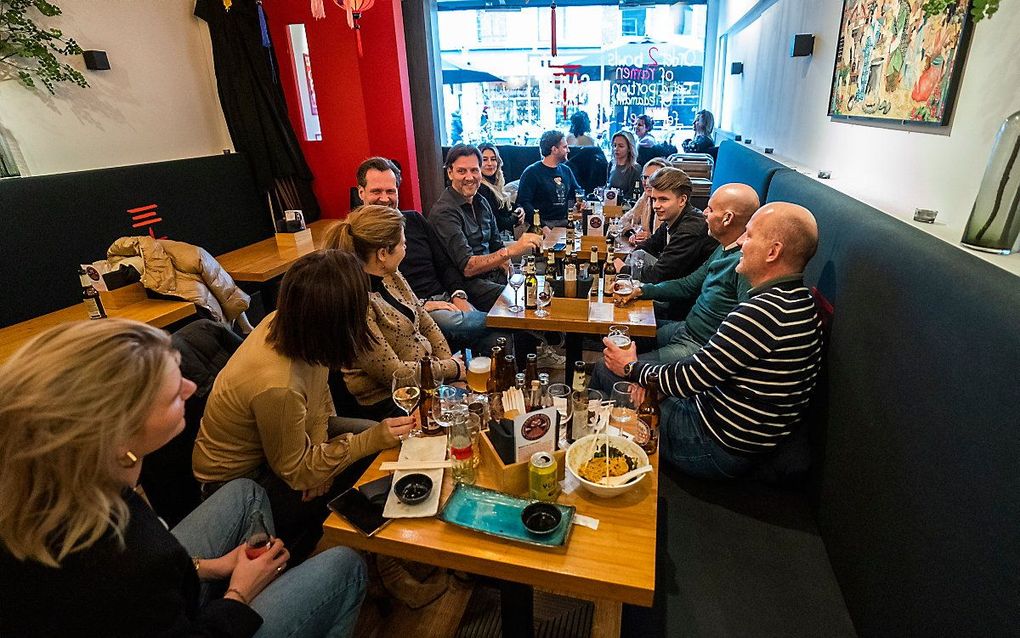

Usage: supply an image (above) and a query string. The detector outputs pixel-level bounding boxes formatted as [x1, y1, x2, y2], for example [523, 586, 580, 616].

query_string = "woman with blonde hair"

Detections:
[477, 143, 519, 236]
[324, 205, 464, 417]
[0, 319, 368, 637]
[619, 156, 671, 244]
[608, 130, 642, 202]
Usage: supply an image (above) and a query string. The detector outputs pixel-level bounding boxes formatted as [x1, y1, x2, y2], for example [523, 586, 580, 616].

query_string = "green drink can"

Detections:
[529, 452, 560, 502]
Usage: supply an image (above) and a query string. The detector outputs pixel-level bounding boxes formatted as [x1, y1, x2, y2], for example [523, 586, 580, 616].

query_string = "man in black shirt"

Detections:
[429, 145, 542, 311]
[516, 130, 582, 226]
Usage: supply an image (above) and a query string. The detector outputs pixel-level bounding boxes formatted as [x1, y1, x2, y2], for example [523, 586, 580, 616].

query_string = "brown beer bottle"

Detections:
[502, 354, 518, 391]
[487, 346, 504, 422]
[524, 352, 539, 386]
[568, 361, 588, 443]
[637, 372, 661, 454]
[418, 356, 438, 435]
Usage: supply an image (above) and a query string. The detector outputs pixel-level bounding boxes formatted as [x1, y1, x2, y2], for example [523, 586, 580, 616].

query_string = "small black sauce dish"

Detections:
[521, 502, 562, 535]
[394, 473, 433, 505]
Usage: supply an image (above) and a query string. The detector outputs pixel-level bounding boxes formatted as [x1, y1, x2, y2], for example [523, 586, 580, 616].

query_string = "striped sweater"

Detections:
[631, 276, 822, 455]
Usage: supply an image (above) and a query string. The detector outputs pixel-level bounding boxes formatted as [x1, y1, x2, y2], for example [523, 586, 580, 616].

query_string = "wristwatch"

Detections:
[450, 290, 468, 300]
[623, 361, 637, 379]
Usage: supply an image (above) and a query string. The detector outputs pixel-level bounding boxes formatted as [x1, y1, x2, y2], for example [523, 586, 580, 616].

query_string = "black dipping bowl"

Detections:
[521, 502, 562, 535]
[394, 473, 433, 505]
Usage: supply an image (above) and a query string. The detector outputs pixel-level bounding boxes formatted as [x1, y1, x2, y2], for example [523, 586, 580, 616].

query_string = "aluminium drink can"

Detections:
[529, 452, 560, 502]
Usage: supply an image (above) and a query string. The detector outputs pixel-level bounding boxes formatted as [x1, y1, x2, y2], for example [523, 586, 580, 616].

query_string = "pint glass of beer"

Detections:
[613, 274, 634, 306]
[467, 356, 491, 393]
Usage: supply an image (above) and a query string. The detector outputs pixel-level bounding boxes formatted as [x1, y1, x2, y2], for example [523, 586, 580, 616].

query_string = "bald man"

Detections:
[590, 183, 760, 392]
[603, 202, 823, 479]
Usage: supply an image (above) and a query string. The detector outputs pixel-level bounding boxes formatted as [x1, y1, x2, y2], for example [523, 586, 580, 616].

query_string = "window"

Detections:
[621, 8, 646, 37]
[0, 132, 21, 178]
[286, 24, 322, 142]
[477, 12, 507, 41]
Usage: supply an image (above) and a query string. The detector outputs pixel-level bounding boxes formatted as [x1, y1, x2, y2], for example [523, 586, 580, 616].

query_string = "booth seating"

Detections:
[626, 140, 1020, 637]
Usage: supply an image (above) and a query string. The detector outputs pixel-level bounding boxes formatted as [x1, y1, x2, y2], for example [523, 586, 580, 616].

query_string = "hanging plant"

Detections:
[0, 0, 88, 94]
[922, 0, 999, 23]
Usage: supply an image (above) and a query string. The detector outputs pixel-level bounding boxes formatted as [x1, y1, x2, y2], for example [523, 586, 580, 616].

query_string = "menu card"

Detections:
[512, 407, 558, 463]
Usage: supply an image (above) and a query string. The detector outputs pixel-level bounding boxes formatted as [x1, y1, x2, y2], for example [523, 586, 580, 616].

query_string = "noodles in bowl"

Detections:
[566, 434, 650, 498]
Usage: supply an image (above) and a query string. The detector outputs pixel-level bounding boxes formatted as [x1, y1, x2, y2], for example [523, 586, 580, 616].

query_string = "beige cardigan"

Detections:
[193, 312, 395, 491]
[343, 272, 459, 406]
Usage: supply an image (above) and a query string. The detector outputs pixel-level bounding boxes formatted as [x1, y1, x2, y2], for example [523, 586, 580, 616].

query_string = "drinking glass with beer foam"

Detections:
[467, 356, 491, 393]
[608, 324, 631, 348]
[613, 275, 634, 306]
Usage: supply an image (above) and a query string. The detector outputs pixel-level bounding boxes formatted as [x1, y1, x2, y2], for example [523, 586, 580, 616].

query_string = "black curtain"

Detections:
[195, 0, 320, 221]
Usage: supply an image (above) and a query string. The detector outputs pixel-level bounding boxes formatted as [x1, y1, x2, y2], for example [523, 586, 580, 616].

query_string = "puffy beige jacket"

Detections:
[107, 236, 249, 323]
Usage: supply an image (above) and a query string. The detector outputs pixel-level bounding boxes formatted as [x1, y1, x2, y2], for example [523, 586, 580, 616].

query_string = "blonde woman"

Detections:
[324, 206, 464, 415]
[619, 157, 671, 244]
[478, 143, 519, 235]
[0, 320, 367, 637]
[608, 130, 642, 201]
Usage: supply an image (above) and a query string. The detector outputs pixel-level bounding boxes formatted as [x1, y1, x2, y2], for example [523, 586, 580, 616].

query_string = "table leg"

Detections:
[591, 599, 623, 638]
[565, 333, 583, 386]
[498, 580, 534, 638]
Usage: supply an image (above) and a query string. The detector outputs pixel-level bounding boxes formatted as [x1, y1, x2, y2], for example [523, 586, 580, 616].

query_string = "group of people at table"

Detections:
[0, 124, 822, 637]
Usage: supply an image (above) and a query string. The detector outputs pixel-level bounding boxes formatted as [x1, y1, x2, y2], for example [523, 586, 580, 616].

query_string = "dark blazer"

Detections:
[637, 204, 717, 284]
[0, 490, 262, 637]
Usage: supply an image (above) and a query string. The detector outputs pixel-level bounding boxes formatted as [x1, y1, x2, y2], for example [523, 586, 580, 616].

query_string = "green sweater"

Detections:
[640, 243, 751, 345]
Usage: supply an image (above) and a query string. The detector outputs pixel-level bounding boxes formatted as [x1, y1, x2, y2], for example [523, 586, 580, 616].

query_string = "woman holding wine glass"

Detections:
[193, 251, 414, 561]
[0, 319, 369, 637]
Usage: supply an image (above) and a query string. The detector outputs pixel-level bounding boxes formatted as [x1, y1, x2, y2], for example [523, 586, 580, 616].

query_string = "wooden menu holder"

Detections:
[275, 228, 314, 252]
[479, 431, 565, 496]
[99, 282, 147, 310]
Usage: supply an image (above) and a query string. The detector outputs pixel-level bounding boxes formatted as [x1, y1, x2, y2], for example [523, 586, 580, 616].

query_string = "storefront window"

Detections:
[437, 1, 706, 151]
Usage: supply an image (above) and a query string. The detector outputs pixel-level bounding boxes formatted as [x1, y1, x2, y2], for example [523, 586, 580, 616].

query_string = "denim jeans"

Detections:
[429, 308, 504, 354]
[172, 479, 366, 638]
[590, 321, 703, 393]
[660, 397, 753, 479]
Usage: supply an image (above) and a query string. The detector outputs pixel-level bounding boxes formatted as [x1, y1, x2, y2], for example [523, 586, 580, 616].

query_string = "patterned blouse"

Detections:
[342, 271, 459, 406]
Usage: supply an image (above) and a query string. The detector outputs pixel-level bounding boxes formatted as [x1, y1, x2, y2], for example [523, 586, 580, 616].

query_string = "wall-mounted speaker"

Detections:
[790, 34, 814, 57]
[82, 50, 110, 71]
[731, 62, 744, 75]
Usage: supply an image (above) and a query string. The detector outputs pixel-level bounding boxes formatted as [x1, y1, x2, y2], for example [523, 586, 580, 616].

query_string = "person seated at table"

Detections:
[618, 157, 670, 244]
[430, 144, 543, 311]
[0, 319, 367, 637]
[355, 156, 502, 354]
[193, 250, 414, 560]
[603, 202, 822, 479]
[515, 131, 582, 227]
[478, 143, 521, 237]
[591, 183, 759, 393]
[616, 167, 717, 285]
[324, 205, 466, 406]
[565, 110, 595, 146]
[634, 114, 657, 148]
[607, 130, 642, 202]
[682, 109, 716, 154]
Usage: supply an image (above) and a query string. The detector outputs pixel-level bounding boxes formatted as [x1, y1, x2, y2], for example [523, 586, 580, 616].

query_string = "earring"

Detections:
[118, 450, 139, 468]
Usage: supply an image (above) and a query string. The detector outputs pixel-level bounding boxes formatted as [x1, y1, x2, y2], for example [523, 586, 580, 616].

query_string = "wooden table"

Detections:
[217, 219, 333, 283]
[486, 277, 655, 384]
[542, 227, 632, 260]
[0, 299, 196, 363]
[321, 447, 659, 638]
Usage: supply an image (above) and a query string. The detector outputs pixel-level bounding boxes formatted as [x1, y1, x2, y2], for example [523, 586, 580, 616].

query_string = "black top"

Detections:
[478, 180, 515, 234]
[515, 161, 581, 223]
[370, 273, 415, 321]
[0, 489, 262, 637]
[682, 135, 715, 154]
[635, 204, 717, 284]
[400, 210, 465, 301]
[608, 163, 642, 201]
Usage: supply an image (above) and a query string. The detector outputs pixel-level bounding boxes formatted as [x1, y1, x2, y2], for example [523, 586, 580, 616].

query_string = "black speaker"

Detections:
[790, 34, 814, 57]
[82, 50, 110, 70]
[730, 62, 744, 75]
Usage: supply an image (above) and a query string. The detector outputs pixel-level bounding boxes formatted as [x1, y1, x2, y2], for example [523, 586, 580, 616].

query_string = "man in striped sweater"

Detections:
[603, 202, 822, 479]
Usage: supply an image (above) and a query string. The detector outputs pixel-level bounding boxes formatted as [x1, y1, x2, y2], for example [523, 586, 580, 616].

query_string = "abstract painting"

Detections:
[828, 0, 972, 126]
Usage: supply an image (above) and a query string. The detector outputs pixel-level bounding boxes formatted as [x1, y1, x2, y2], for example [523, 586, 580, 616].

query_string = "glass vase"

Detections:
[962, 110, 1020, 255]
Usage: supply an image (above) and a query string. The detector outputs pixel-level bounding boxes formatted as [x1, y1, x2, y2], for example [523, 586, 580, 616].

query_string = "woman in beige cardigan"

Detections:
[323, 206, 464, 416]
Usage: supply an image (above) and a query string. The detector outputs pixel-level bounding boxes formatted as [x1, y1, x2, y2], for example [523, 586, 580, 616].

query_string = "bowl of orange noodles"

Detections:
[565, 434, 650, 498]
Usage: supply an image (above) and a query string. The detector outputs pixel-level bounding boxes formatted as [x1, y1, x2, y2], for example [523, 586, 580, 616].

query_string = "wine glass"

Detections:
[535, 278, 554, 318]
[508, 262, 526, 313]
[392, 368, 422, 437]
[610, 381, 637, 435]
[548, 383, 572, 448]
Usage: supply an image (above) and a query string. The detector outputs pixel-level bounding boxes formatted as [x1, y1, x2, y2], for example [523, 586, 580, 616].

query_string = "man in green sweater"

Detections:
[591, 183, 759, 392]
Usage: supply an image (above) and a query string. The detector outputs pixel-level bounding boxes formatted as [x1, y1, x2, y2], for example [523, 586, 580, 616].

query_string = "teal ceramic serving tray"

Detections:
[438, 483, 575, 548]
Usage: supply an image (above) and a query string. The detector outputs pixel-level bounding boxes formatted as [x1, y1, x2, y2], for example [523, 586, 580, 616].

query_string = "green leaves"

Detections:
[1, 0, 89, 94]
[924, 0, 1000, 23]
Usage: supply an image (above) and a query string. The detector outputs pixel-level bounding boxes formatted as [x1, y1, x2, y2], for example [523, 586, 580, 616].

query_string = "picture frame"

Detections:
[827, 0, 974, 127]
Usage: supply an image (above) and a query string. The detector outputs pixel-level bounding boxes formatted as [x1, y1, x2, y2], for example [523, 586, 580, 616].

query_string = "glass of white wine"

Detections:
[508, 262, 526, 313]
[392, 368, 422, 438]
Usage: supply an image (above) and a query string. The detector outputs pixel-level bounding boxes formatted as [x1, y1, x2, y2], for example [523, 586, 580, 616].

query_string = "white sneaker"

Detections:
[536, 344, 566, 370]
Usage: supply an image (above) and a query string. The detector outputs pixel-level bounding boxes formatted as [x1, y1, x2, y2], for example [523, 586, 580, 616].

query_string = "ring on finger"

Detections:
[276, 566, 284, 573]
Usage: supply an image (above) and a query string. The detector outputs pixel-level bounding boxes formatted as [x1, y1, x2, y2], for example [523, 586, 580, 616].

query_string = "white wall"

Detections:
[0, 0, 231, 176]
[712, 0, 1020, 235]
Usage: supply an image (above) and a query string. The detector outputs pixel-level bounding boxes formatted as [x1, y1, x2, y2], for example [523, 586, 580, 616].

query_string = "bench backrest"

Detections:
[766, 169, 1020, 636]
[0, 154, 272, 327]
[710, 140, 785, 204]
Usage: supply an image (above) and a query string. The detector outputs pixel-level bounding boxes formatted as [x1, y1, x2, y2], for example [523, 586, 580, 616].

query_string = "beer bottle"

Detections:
[524, 352, 539, 386]
[487, 346, 504, 422]
[526, 209, 543, 236]
[418, 356, 438, 435]
[79, 267, 107, 320]
[565, 211, 576, 247]
[637, 372, 661, 455]
[568, 361, 588, 443]
[587, 245, 600, 298]
[538, 372, 552, 408]
[524, 256, 539, 310]
[527, 380, 542, 412]
[603, 254, 617, 300]
[563, 245, 577, 298]
[502, 354, 518, 391]
[545, 248, 559, 279]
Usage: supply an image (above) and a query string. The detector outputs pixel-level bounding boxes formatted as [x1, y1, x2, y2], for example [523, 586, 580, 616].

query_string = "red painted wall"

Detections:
[263, 0, 421, 219]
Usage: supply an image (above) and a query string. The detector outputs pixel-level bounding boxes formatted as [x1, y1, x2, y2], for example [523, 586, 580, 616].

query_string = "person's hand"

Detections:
[614, 257, 626, 272]
[514, 207, 526, 225]
[602, 337, 638, 377]
[632, 230, 649, 243]
[451, 352, 467, 380]
[225, 537, 289, 604]
[423, 300, 458, 312]
[198, 544, 245, 581]
[450, 296, 473, 312]
[508, 233, 543, 257]
[621, 284, 643, 304]
[382, 414, 417, 443]
[301, 478, 334, 502]
[630, 384, 646, 408]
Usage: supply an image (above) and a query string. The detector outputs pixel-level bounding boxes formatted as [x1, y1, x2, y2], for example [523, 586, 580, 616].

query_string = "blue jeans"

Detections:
[590, 321, 704, 394]
[429, 308, 504, 354]
[660, 397, 753, 479]
[172, 479, 366, 638]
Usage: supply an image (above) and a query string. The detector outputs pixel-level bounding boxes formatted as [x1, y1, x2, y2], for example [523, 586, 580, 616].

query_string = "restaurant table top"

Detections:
[542, 227, 632, 261]
[217, 219, 333, 283]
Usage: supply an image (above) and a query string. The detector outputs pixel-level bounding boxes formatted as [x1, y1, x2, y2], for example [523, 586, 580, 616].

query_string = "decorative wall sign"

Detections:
[828, 0, 973, 126]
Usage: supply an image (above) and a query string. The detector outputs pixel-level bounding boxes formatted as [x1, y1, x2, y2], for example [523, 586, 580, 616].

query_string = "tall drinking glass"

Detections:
[508, 263, 526, 313]
[467, 356, 491, 393]
[535, 278, 554, 318]
[613, 274, 634, 306]
[609, 381, 637, 435]
[392, 368, 422, 437]
[548, 383, 572, 448]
